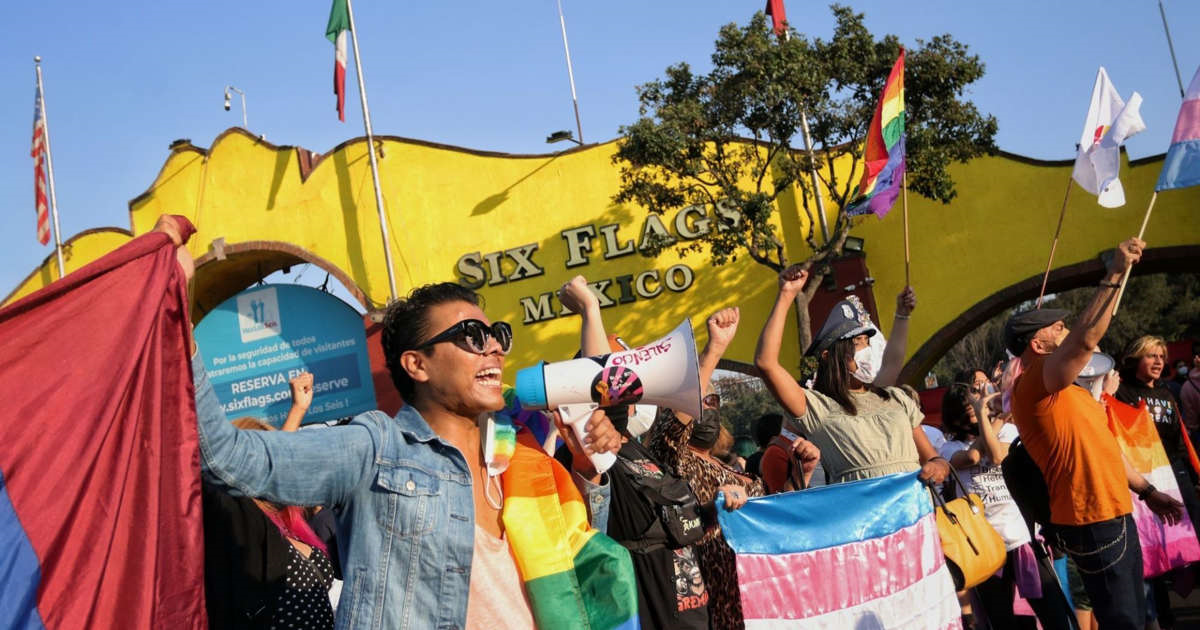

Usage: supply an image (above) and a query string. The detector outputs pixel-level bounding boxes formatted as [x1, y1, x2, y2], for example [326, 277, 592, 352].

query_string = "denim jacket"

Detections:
[192, 354, 611, 630]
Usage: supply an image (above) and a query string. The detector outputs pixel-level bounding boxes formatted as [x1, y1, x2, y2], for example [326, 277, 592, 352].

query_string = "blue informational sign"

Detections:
[194, 284, 376, 426]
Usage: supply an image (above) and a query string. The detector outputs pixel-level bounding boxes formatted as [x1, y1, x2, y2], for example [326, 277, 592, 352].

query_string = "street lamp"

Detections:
[546, 130, 582, 146]
[223, 85, 247, 129]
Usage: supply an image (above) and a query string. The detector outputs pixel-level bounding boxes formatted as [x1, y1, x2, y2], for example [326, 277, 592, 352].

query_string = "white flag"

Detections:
[1071, 67, 1146, 207]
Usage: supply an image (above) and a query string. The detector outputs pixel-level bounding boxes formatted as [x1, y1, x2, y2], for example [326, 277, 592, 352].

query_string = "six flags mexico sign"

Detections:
[454, 201, 744, 325]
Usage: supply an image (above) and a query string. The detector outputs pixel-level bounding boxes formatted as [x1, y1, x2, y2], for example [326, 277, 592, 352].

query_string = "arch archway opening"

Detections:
[899, 245, 1200, 386]
[191, 240, 369, 323]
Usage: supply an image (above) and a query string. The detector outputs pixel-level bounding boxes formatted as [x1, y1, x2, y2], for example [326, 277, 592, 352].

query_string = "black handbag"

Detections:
[616, 455, 705, 548]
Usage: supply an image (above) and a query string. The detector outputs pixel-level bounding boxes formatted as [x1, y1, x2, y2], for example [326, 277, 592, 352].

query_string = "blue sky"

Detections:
[2, 1, 1197, 299]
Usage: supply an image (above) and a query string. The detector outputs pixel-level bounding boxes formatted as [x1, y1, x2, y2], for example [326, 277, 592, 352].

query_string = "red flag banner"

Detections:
[0, 218, 206, 629]
[765, 0, 788, 36]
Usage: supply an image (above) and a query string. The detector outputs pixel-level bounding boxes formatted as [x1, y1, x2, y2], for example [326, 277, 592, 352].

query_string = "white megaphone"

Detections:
[1074, 351, 1115, 401]
[514, 320, 702, 474]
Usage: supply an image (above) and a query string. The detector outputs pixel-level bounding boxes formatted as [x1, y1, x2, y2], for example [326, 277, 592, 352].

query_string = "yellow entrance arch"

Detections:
[6, 128, 1199, 380]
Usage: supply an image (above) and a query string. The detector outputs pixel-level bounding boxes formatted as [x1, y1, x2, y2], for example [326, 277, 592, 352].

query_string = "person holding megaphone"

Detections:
[643, 306, 819, 630]
[754, 264, 952, 487]
[543, 276, 757, 630]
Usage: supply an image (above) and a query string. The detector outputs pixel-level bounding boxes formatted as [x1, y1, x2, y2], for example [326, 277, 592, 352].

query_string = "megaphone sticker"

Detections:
[610, 339, 674, 367]
[592, 366, 645, 406]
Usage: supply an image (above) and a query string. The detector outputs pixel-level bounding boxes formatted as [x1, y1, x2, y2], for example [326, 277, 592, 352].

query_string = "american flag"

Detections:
[32, 86, 50, 245]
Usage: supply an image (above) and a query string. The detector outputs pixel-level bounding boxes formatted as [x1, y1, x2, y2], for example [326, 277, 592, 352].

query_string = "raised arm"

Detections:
[754, 265, 810, 419]
[1044, 238, 1143, 393]
[700, 307, 739, 393]
[193, 354, 377, 508]
[875, 286, 915, 387]
[558, 275, 609, 357]
[280, 372, 314, 432]
[971, 392, 1008, 464]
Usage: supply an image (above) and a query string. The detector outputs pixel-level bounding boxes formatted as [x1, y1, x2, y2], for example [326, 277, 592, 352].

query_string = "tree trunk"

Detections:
[786, 266, 827, 366]
[792, 291, 812, 362]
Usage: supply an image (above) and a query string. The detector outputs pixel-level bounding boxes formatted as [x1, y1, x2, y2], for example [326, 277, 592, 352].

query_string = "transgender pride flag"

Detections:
[1157, 65, 1200, 191]
[718, 472, 960, 630]
[1104, 394, 1200, 577]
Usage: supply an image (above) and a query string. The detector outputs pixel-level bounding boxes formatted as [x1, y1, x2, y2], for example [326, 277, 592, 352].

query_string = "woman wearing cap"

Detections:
[753, 264, 951, 485]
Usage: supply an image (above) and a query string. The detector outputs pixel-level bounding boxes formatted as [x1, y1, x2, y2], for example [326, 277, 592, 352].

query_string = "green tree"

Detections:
[931, 272, 1200, 383]
[613, 5, 997, 353]
[1046, 273, 1200, 358]
[713, 375, 785, 439]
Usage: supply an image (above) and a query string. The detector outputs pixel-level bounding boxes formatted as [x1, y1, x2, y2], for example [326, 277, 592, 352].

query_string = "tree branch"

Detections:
[756, 142, 785, 195]
[747, 242, 784, 272]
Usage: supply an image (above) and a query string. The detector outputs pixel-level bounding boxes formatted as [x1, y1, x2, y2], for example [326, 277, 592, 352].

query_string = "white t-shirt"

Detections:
[921, 425, 947, 453]
[938, 423, 1030, 550]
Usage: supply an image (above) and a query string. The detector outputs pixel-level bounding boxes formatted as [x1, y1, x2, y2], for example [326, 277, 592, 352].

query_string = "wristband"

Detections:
[895, 313, 911, 320]
[1099, 280, 1121, 289]
[1137, 483, 1157, 501]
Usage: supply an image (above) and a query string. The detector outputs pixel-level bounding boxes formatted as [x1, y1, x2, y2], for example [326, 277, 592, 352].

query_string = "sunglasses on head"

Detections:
[417, 319, 513, 354]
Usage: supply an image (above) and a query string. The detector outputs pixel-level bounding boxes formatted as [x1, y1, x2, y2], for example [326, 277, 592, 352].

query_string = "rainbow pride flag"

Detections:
[501, 434, 639, 630]
[1157, 64, 1200, 191]
[718, 472, 961, 629]
[848, 50, 906, 218]
[1104, 394, 1200, 577]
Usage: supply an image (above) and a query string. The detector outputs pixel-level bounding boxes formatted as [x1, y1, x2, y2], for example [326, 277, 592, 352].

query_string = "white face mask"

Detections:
[852, 344, 881, 384]
[626, 405, 657, 439]
[477, 412, 514, 510]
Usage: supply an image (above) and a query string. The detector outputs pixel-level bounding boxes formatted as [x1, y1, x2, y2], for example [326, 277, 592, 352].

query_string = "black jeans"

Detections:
[1053, 514, 1145, 630]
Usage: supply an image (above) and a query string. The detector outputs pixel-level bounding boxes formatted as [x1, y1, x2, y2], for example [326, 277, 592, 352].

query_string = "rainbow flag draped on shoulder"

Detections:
[848, 49, 906, 218]
[718, 472, 961, 630]
[501, 433, 640, 630]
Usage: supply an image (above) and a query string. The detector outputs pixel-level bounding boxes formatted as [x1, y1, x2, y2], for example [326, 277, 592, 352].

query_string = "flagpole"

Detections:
[778, 28, 831, 244]
[901, 172, 910, 286]
[1111, 192, 1156, 315]
[1036, 178, 1074, 308]
[556, 0, 584, 143]
[344, 0, 399, 302]
[1158, 0, 1186, 99]
[799, 113, 831, 243]
[34, 57, 66, 279]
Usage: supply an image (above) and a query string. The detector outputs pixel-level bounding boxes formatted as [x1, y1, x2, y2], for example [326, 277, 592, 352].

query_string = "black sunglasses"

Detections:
[417, 319, 512, 354]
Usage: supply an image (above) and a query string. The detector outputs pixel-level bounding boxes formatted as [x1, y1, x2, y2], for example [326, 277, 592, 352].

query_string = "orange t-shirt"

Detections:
[1011, 356, 1132, 526]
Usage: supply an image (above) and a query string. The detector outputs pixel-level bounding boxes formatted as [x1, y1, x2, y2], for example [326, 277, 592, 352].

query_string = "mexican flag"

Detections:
[326, 0, 349, 122]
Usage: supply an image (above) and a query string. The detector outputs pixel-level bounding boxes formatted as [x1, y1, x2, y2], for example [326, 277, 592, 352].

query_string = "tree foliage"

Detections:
[613, 5, 998, 351]
[712, 375, 786, 439]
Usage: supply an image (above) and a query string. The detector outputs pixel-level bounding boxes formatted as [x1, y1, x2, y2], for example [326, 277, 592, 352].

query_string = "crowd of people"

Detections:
[145, 211, 1198, 630]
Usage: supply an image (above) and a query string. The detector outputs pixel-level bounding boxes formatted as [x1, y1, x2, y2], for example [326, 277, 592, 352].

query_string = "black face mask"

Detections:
[603, 405, 630, 435]
[689, 409, 721, 450]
